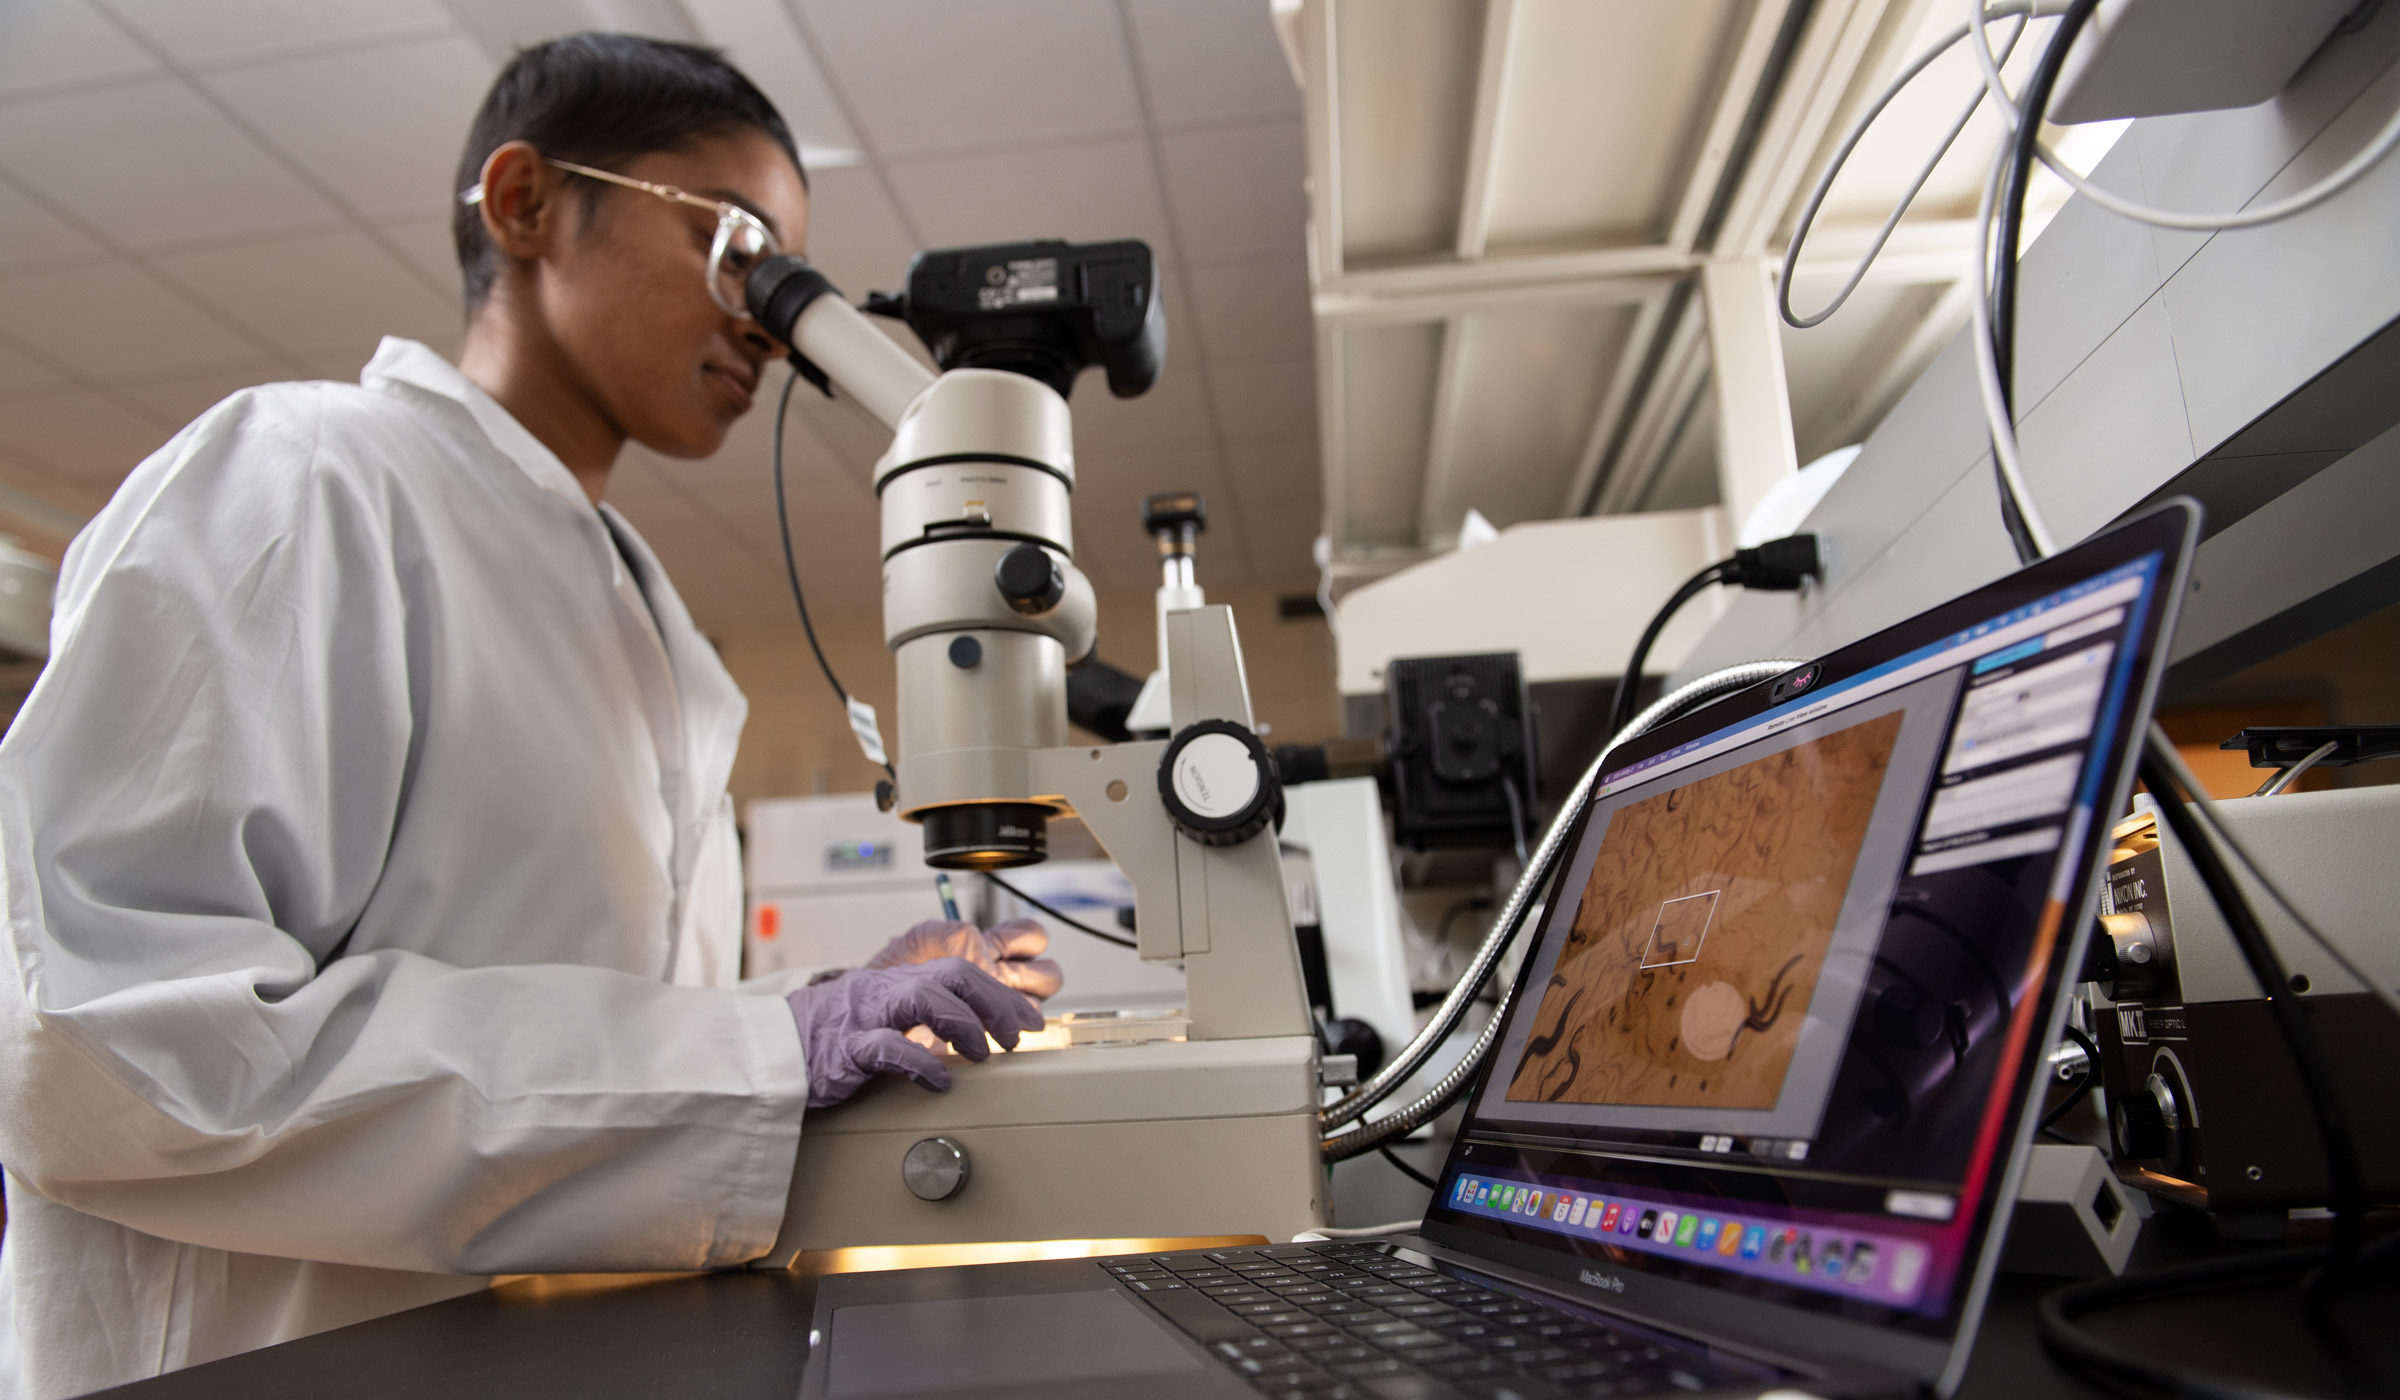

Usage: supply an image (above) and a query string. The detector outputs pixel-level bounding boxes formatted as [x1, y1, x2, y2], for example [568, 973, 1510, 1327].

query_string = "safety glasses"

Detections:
[461, 156, 781, 320]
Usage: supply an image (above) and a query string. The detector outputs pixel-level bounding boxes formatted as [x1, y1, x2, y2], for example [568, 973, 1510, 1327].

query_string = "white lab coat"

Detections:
[0, 339, 813, 1400]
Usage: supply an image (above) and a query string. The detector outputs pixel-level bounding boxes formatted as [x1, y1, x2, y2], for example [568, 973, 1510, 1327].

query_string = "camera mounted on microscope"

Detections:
[748, 239, 1164, 402]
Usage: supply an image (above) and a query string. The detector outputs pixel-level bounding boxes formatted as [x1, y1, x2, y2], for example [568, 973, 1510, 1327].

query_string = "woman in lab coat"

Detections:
[0, 34, 1049, 1399]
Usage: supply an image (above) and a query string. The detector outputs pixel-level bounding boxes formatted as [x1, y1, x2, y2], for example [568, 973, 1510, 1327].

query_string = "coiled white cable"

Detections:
[1780, 0, 2050, 329]
[1965, 0, 2400, 231]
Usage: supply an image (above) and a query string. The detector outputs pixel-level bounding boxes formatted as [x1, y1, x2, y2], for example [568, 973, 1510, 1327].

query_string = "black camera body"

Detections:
[887, 239, 1164, 400]
[1382, 653, 1540, 851]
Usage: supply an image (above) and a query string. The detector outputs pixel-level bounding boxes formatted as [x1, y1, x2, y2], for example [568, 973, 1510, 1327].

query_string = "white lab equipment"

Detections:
[744, 792, 940, 979]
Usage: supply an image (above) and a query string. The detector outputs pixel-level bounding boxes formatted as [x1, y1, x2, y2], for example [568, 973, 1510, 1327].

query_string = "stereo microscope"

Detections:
[743, 242, 1326, 1258]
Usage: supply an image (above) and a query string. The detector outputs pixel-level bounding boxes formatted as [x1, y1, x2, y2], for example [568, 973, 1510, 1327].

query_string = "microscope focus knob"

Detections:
[2112, 1071, 2185, 1167]
[994, 543, 1066, 615]
[1158, 720, 1279, 846]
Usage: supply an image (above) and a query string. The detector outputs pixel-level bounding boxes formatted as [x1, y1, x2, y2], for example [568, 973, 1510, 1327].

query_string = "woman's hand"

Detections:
[784, 959, 1045, 1108]
[866, 918, 1064, 1009]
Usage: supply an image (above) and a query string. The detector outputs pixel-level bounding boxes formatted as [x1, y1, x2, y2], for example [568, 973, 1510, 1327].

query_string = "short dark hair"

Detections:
[452, 32, 804, 309]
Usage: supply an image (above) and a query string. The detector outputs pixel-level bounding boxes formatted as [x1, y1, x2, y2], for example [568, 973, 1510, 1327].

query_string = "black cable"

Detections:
[1603, 538, 1822, 745]
[2039, 1246, 2333, 1400]
[1379, 1143, 1440, 1192]
[983, 871, 1138, 950]
[2136, 735, 2363, 1305]
[1606, 561, 1726, 742]
[2036, 1023, 2101, 1134]
[772, 368, 896, 783]
[1990, 0, 2101, 566]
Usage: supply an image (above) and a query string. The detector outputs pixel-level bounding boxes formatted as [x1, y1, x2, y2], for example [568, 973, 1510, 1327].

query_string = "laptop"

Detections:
[794, 500, 2201, 1400]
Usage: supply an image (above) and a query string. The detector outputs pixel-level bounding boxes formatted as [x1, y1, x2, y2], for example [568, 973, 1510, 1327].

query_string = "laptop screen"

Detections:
[1420, 506, 2193, 1351]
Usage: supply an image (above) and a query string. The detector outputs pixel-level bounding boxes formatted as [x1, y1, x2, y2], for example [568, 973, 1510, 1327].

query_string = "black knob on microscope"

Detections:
[2113, 1087, 2169, 1159]
[994, 543, 1065, 615]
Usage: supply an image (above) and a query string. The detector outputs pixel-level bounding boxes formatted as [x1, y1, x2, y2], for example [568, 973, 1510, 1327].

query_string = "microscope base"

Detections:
[760, 1034, 1324, 1263]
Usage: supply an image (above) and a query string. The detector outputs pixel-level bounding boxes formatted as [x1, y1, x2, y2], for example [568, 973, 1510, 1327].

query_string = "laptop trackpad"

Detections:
[826, 1289, 1205, 1397]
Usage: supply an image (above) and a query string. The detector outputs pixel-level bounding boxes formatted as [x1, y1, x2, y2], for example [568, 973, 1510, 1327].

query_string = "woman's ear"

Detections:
[475, 140, 565, 261]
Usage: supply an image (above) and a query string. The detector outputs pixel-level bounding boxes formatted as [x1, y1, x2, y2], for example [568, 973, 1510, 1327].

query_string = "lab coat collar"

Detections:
[360, 338, 592, 511]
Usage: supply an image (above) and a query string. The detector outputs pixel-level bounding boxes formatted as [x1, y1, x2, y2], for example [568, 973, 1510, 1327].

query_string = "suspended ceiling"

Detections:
[1295, 0, 2103, 589]
[0, 0, 1317, 625]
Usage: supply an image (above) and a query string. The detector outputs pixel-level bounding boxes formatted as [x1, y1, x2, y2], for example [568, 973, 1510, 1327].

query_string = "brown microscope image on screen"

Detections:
[1507, 710, 1903, 1110]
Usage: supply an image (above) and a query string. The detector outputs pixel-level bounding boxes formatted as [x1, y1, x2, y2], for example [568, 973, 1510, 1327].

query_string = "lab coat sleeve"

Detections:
[0, 391, 811, 1275]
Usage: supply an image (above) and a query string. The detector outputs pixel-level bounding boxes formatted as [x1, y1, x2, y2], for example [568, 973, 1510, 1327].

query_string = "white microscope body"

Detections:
[750, 254, 1324, 1260]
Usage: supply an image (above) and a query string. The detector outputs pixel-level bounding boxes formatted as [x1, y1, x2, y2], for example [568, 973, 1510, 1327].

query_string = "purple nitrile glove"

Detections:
[866, 918, 1064, 1010]
[785, 957, 1046, 1109]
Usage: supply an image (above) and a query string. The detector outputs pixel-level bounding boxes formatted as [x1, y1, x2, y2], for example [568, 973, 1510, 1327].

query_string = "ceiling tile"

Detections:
[375, 214, 465, 300]
[0, 0, 159, 98]
[0, 339, 68, 398]
[1335, 0, 1477, 263]
[105, 0, 455, 67]
[0, 177, 103, 271]
[203, 33, 494, 220]
[1157, 119, 1306, 264]
[1123, 0, 1301, 125]
[1482, 0, 1741, 249]
[153, 227, 463, 363]
[682, 0, 858, 153]
[795, 166, 917, 296]
[1423, 301, 1636, 530]
[0, 388, 175, 492]
[0, 259, 263, 380]
[888, 138, 1176, 262]
[0, 455, 112, 526]
[1224, 436, 1323, 584]
[795, 0, 1141, 157]
[293, 345, 387, 382]
[116, 361, 293, 427]
[1185, 257, 1312, 367]
[0, 78, 338, 247]
[436, 0, 622, 59]
[1070, 365, 1215, 456]
[1209, 357, 1317, 443]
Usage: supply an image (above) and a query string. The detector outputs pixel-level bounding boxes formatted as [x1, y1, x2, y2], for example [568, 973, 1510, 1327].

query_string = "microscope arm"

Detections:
[1030, 605, 1313, 1043]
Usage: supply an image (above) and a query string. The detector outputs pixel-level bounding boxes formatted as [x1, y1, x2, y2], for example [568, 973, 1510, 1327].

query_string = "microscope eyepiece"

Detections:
[745, 255, 836, 346]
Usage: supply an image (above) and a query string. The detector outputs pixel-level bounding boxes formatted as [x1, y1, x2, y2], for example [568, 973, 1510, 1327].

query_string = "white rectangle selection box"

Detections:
[1640, 890, 1721, 969]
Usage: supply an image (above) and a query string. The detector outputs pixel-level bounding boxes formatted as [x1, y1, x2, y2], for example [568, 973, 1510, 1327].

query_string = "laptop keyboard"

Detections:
[1106, 1242, 1737, 1400]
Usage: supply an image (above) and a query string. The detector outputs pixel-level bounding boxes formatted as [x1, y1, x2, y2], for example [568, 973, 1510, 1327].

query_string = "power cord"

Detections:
[1604, 536, 1822, 743]
[772, 367, 897, 785]
[1987, 0, 2101, 566]
[982, 870, 1138, 950]
[2029, 729, 2376, 1398]
[2135, 728, 2364, 1303]
[1379, 1143, 1441, 1192]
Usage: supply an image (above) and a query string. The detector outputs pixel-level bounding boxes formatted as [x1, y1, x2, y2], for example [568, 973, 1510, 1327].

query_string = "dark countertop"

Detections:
[92, 1214, 2399, 1399]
